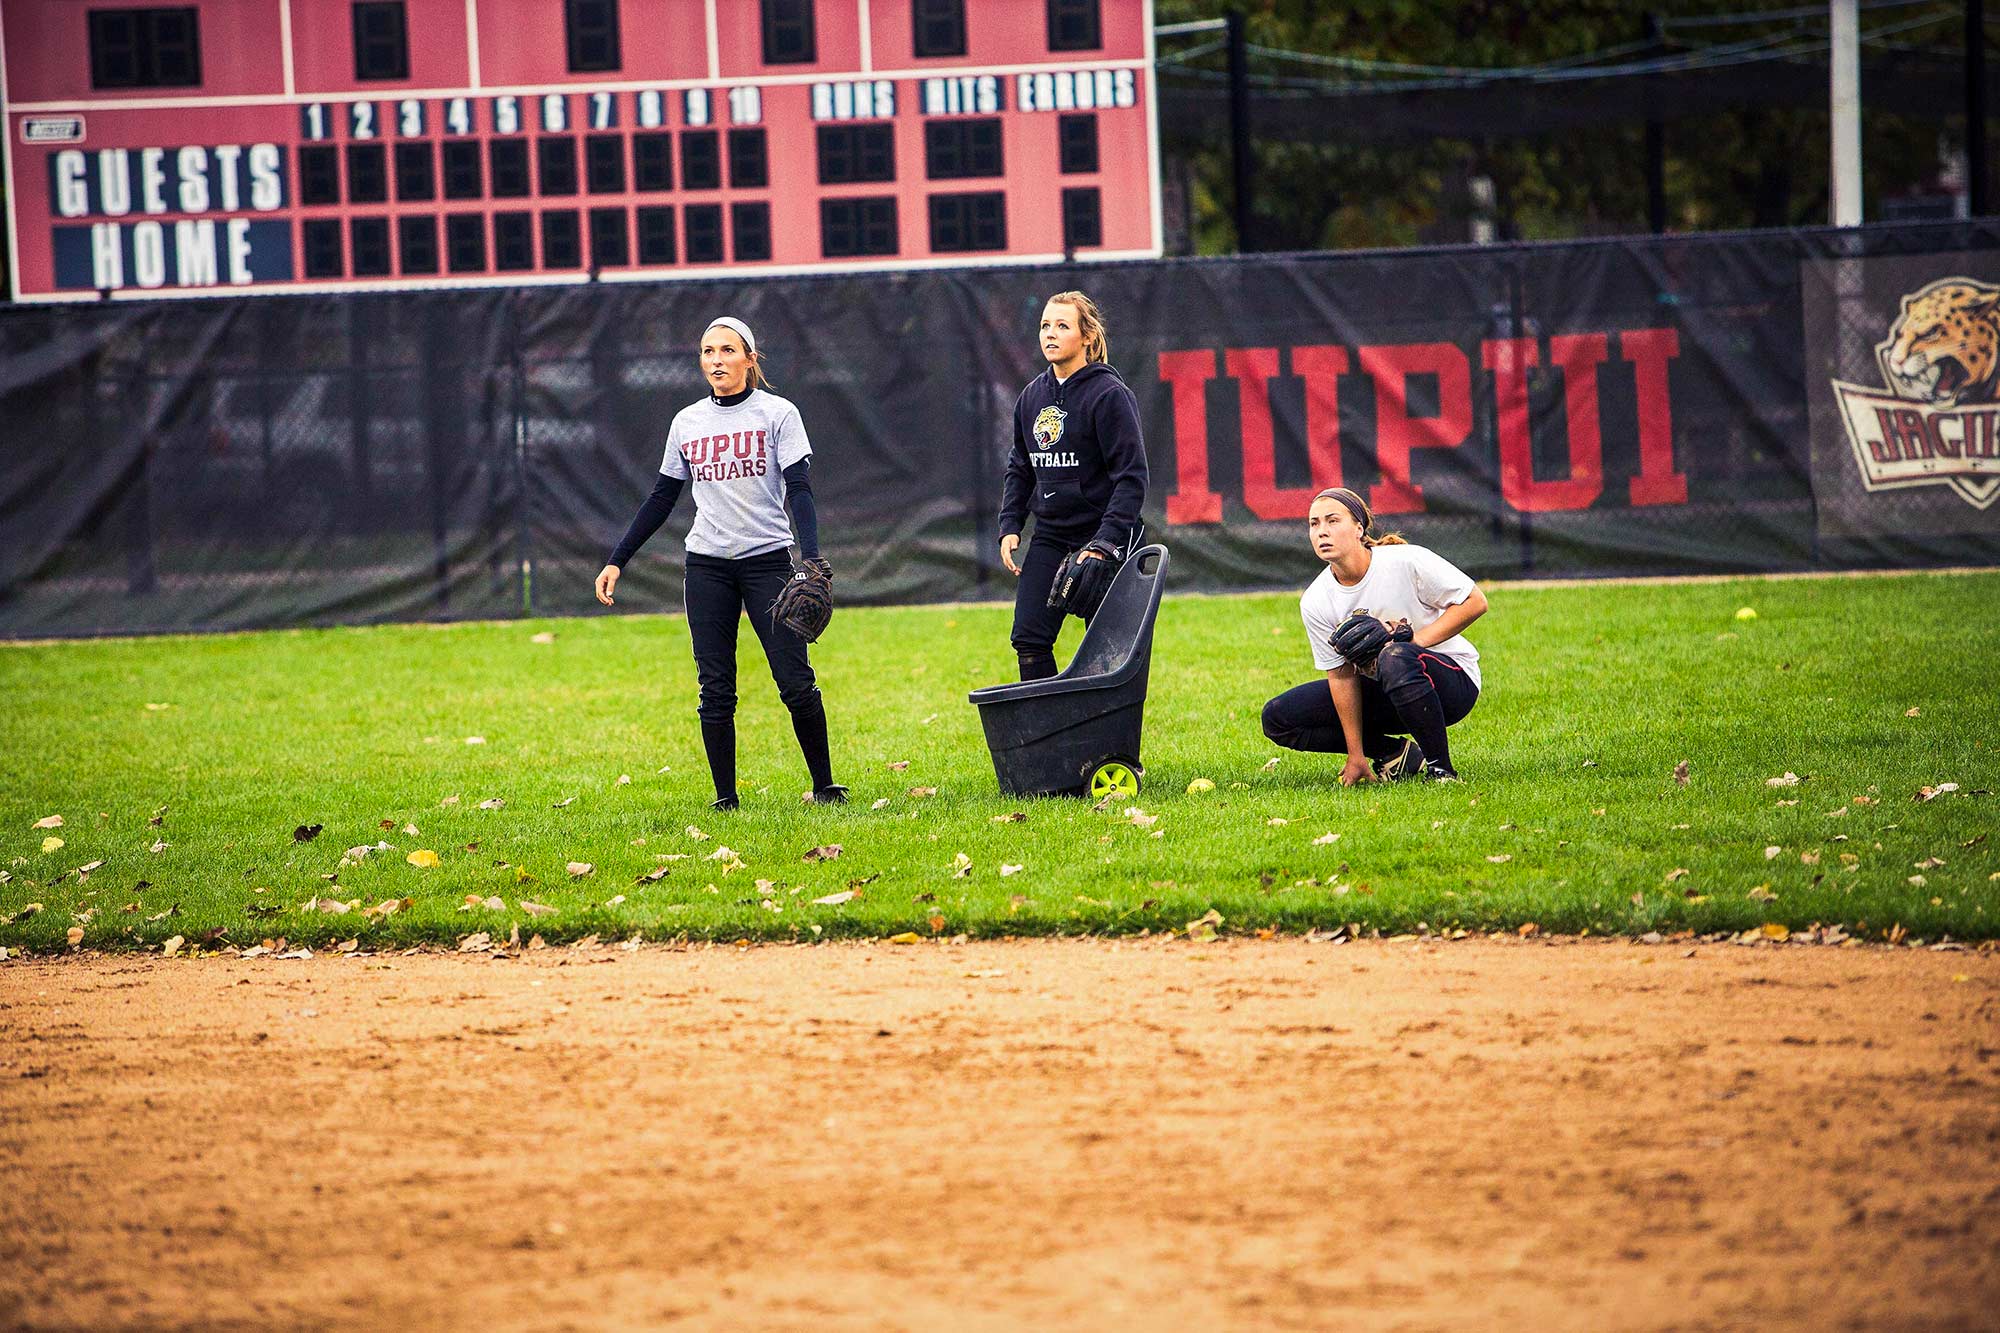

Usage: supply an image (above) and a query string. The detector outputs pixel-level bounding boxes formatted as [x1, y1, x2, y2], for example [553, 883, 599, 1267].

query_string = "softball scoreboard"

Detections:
[1, 0, 1162, 301]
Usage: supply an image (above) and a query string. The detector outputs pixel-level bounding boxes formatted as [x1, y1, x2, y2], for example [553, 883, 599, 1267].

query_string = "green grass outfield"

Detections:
[3, 570, 1996, 953]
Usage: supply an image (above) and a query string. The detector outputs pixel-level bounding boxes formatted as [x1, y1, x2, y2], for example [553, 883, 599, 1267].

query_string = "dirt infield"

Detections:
[3, 937, 1997, 1332]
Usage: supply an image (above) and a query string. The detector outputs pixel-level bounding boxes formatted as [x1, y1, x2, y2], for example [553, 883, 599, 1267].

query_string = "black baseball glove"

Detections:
[771, 557, 834, 642]
[1331, 610, 1412, 675]
[1046, 541, 1120, 620]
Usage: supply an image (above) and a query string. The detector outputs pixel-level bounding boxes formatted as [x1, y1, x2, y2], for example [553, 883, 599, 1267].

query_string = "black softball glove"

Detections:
[1331, 610, 1411, 675]
[1046, 541, 1120, 621]
[771, 557, 834, 642]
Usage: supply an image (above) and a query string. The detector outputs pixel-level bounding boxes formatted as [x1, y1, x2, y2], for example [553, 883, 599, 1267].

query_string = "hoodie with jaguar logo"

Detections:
[998, 361, 1149, 551]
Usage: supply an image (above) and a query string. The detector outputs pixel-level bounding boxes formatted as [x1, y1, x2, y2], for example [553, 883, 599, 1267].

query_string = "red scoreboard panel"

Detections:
[1, 0, 1161, 302]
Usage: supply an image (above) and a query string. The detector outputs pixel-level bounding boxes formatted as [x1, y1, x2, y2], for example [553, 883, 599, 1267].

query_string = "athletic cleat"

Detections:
[809, 784, 849, 805]
[711, 795, 740, 811]
[1419, 759, 1461, 783]
[1374, 738, 1427, 781]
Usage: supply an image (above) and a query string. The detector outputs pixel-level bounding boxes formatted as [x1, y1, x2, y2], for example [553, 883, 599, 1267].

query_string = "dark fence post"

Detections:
[1226, 9, 1255, 253]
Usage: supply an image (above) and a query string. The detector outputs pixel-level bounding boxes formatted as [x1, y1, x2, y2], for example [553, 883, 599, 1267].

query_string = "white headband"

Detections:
[704, 317, 756, 356]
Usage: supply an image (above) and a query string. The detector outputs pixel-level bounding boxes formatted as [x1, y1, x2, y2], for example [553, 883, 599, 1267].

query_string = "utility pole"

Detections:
[1970, 0, 1990, 216]
[1830, 0, 1863, 225]
[1226, 9, 1255, 252]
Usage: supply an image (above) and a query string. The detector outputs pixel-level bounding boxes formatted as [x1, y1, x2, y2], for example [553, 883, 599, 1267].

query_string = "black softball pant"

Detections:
[684, 549, 832, 798]
[1011, 536, 1082, 681]
[1261, 643, 1478, 773]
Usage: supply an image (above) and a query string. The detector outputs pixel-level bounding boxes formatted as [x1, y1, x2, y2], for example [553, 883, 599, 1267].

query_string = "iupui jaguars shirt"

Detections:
[660, 390, 812, 559]
[1300, 544, 1482, 689]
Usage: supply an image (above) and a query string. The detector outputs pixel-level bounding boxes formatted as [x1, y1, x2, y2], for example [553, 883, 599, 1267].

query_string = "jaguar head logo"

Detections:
[1875, 277, 2000, 408]
[1032, 404, 1067, 449]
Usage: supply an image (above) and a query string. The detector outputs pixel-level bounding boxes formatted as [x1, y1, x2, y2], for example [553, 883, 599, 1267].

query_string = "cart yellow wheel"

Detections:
[1087, 758, 1142, 801]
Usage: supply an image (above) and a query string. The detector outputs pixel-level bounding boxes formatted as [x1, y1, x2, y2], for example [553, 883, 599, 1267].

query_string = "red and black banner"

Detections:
[1, 219, 1995, 637]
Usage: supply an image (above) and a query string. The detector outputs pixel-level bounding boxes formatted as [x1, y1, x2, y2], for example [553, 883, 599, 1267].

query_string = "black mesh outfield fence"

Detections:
[1, 218, 1995, 638]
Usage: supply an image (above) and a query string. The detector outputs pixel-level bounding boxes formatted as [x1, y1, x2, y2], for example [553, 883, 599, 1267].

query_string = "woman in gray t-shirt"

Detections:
[595, 318, 845, 811]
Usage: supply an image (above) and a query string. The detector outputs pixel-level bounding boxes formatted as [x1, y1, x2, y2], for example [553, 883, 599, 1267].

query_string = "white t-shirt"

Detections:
[1300, 543, 1482, 689]
[660, 390, 813, 559]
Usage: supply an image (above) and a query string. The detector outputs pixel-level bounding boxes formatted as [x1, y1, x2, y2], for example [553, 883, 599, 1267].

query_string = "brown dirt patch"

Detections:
[3, 937, 1997, 1331]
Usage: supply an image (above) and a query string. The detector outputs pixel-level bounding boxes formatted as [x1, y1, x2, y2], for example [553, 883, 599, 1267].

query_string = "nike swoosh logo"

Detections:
[1042, 490, 1056, 499]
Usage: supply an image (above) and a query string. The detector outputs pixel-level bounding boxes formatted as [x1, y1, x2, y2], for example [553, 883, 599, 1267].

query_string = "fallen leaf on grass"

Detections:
[1486, 854, 1512, 863]
[1905, 707, 1920, 717]
[40, 836, 63, 854]
[32, 815, 63, 829]
[685, 825, 709, 841]
[1665, 868, 1690, 883]
[440, 795, 460, 807]
[1518, 922, 1540, 937]
[1261, 758, 1281, 771]
[1186, 778, 1215, 793]
[950, 852, 973, 878]
[565, 862, 594, 878]
[803, 844, 843, 863]
[1914, 783, 1960, 802]
[402, 823, 419, 836]
[635, 866, 670, 884]
[1764, 846, 1782, 860]
[888, 760, 910, 771]
[870, 798, 890, 810]
[161, 934, 184, 956]
[1267, 817, 1290, 827]
[1672, 760, 1690, 786]
[530, 631, 555, 644]
[1766, 772, 1801, 788]
[460, 894, 507, 912]
[407, 850, 442, 868]
[991, 812, 1027, 823]
[66, 925, 84, 947]
[1800, 851, 1820, 865]
[1908, 874, 1928, 887]
[464, 736, 486, 746]
[520, 901, 558, 917]
[477, 798, 505, 811]
[458, 932, 492, 953]
[1126, 807, 1158, 829]
[1185, 908, 1224, 942]
[1000, 863, 1023, 877]
[291, 823, 322, 843]
[1760, 923, 1790, 941]
[148, 807, 166, 826]
[812, 890, 856, 906]
[363, 898, 411, 919]
[617, 774, 631, 786]
[908, 786, 938, 798]
[1313, 832, 1342, 846]
[1748, 885, 1778, 902]
[887, 932, 922, 944]
[144, 702, 173, 711]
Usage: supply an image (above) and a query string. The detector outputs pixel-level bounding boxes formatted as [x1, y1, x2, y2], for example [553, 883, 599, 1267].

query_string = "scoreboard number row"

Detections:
[300, 90, 764, 142]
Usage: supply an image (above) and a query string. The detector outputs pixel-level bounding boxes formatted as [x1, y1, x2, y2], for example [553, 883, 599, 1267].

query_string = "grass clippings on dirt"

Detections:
[1, 570, 1996, 954]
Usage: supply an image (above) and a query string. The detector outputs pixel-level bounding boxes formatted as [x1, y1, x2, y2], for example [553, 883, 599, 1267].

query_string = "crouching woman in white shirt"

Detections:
[1261, 487, 1488, 785]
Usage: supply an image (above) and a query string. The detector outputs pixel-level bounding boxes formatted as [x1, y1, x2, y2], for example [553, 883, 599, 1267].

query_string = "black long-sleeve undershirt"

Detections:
[607, 459, 819, 567]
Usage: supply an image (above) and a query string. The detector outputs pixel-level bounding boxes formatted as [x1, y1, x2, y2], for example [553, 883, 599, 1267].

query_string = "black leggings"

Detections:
[1011, 536, 1082, 681]
[1261, 643, 1478, 772]
[684, 549, 832, 799]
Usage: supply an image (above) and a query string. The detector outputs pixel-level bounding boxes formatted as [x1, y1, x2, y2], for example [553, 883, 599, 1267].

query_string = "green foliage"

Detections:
[1157, 0, 1982, 251]
[2, 572, 1997, 953]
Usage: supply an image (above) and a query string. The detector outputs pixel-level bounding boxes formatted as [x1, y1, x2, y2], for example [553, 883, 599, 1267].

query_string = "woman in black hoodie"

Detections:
[997, 291, 1149, 681]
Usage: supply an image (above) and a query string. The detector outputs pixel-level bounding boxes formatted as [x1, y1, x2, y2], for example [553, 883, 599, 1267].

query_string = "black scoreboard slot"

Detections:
[442, 142, 484, 200]
[820, 197, 897, 258]
[817, 124, 895, 185]
[728, 130, 769, 189]
[398, 215, 440, 274]
[494, 212, 534, 269]
[541, 211, 582, 268]
[929, 191, 1006, 252]
[445, 214, 487, 272]
[589, 208, 630, 267]
[489, 140, 530, 198]
[1061, 186, 1101, 249]
[298, 145, 340, 206]
[731, 202, 772, 261]
[585, 135, 626, 193]
[394, 143, 436, 202]
[680, 132, 721, 191]
[350, 216, 391, 276]
[345, 143, 388, 204]
[1058, 114, 1098, 174]
[633, 133, 674, 192]
[684, 204, 723, 263]
[925, 119, 1003, 180]
[303, 218, 344, 277]
[636, 206, 677, 264]
[536, 137, 579, 196]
